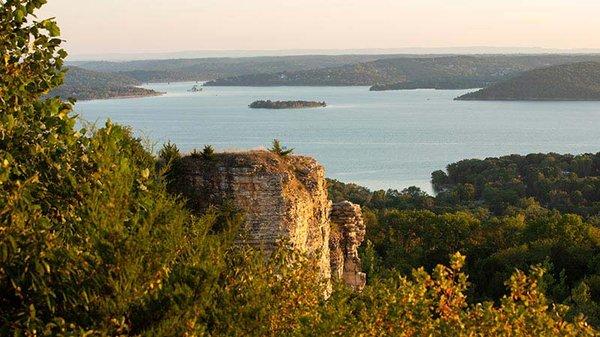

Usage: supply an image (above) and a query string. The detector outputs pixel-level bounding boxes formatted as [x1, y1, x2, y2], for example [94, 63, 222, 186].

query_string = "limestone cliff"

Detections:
[173, 151, 332, 280]
[171, 150, 365, 288]
[330, 201, 367, 290]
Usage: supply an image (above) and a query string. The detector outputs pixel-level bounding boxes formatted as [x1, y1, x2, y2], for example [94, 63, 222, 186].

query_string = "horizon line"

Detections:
[68, 46, 600, 62]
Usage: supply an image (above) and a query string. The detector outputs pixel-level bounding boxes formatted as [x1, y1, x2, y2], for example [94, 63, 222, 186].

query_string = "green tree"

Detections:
[201, 144, 216, 160]
[0, 2, 227, 334]
[269, 139, 294, 157]
[158, 140, 181, 165]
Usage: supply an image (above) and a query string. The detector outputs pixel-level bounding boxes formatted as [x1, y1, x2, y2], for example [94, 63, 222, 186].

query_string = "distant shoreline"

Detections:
[77, 91, 165, 102]
[455, 97, 600, 102]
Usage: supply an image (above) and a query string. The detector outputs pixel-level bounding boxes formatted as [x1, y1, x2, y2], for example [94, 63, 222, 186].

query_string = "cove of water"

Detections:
[75, 83, 600, 194]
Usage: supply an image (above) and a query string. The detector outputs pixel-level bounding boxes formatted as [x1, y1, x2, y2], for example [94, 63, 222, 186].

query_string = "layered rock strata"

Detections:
[329, 201, 367, 290]
[172, 150, 365, 288]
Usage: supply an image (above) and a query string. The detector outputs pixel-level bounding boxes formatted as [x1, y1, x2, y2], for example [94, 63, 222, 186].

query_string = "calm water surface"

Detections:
[75, 83, 600, 194]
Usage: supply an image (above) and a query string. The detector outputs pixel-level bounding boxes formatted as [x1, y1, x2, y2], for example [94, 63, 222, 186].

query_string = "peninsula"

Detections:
[456, 62, 600, 101]
[49, 67, 162, 101]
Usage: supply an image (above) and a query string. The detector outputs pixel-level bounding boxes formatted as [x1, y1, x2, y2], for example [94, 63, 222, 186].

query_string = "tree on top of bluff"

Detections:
[270, 139, 294, 157]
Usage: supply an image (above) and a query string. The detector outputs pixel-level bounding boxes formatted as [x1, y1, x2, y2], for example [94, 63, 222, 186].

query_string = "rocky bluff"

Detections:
[172, 150, 366, 289]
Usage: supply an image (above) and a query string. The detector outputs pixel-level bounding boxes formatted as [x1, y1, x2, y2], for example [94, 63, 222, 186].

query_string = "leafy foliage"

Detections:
[329, 156, 600, 327]
[433, 152, 600, 216]
[1, 2, 230, 334]
[316, 254, 596, 336]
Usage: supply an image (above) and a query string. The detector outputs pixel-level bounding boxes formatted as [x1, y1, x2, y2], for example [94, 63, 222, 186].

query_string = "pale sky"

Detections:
[39, 0, 600, 56]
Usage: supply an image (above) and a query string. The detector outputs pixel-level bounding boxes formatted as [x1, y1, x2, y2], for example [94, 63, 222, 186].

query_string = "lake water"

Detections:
[75, 82, 600, 194]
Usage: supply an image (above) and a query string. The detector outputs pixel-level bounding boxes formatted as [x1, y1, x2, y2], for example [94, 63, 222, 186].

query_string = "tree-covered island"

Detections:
[249, 100, 327, 109]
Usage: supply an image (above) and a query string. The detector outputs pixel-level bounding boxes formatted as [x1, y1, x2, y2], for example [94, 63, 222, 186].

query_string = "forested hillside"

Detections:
[370, 78, 489, 90]
[432, 152, 600, 215]
[71, 54, 403, 83]
[329, 153, 600, 327]
[456, 62, 600, 100]
[49, 66, 160, 100]
[205, 55, 600, 88]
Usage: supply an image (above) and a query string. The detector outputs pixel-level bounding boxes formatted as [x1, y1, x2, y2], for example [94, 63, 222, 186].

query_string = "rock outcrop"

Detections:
[171, 150, 365, 288]
[329, 201, 367, 290]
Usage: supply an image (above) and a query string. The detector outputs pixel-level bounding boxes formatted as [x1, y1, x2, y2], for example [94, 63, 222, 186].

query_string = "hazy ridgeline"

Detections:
[61, 54, 600, 101]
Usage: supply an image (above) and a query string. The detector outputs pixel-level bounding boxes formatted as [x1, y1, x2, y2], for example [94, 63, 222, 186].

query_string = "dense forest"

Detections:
[432, 152, 600, 216]
[249, 100, 327, 109]
[456, 62, 600, 101]
[328, 152, 600, 327]
[2, 1, 600, 335]
[48, 67, 161, 100]
[205, 55, 600, 88]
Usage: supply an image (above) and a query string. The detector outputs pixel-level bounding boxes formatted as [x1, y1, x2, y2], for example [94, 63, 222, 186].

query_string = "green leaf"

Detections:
[43, 20, 61, 37]
[58, 49, 68, 59]
[15, 8, 25, 22]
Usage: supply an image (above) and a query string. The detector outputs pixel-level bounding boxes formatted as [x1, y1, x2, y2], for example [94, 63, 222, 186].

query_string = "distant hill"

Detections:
[70, 55, 405, 83]
[456, 62, 600, 101]
[205, 55, 600, 88]
[370, 78, 489, 91]
[49, 67, 161, 101]
[63, 55, 600, 97]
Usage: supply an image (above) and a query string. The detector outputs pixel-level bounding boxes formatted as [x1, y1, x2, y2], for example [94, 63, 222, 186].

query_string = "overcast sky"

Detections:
[39, 0, 600, 56]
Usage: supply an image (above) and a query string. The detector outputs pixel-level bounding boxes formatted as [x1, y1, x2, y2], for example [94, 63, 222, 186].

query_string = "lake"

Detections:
[75, 83, 600, 194]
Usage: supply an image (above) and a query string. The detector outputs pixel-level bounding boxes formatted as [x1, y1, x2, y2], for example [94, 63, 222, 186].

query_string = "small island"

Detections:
[249, 100, 327, 109]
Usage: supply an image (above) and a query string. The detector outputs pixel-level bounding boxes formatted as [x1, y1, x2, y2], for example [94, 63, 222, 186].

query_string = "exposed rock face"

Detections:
[173, 151, 332, 280]
[172, 150, 365, 288]
[329, 201, 367, 290]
